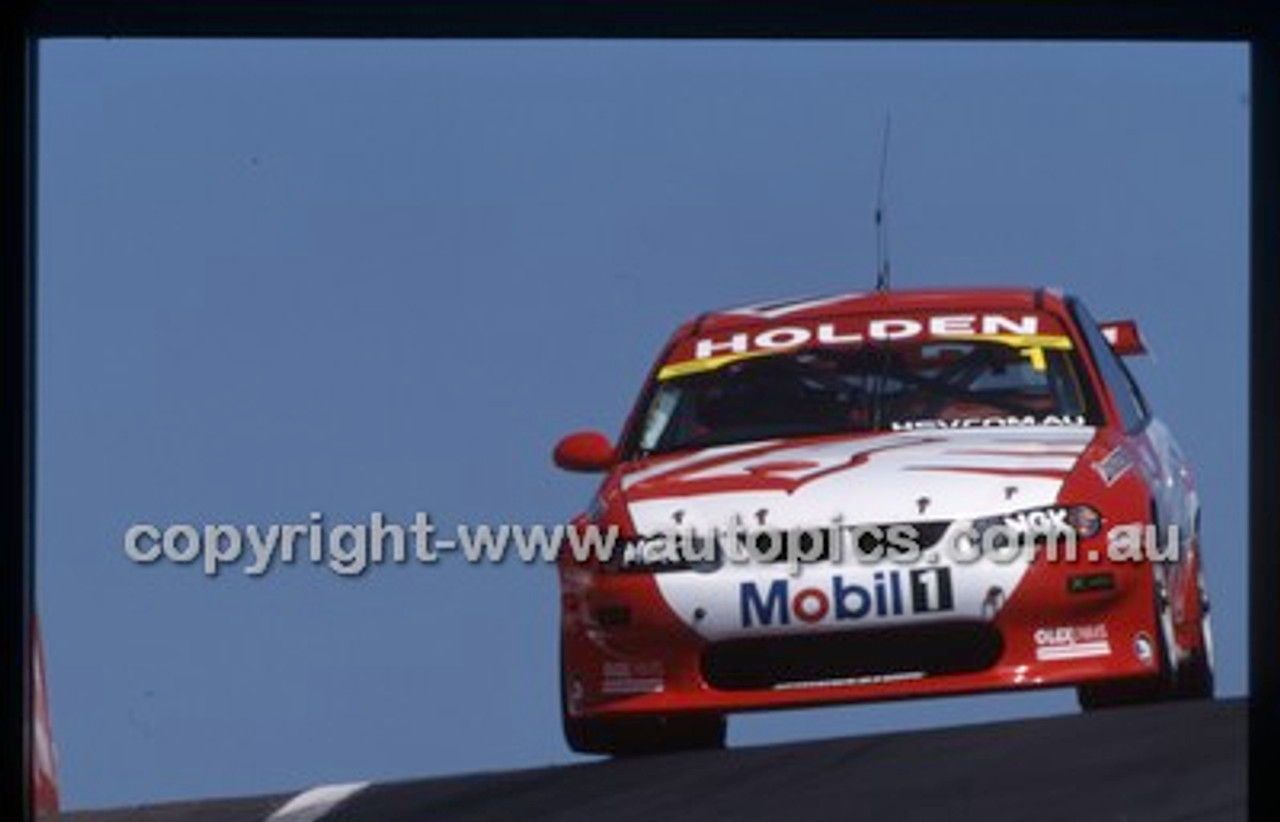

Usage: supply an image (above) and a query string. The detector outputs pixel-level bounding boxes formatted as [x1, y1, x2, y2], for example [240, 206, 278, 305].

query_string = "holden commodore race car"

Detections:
[552, 287, 1214, 755]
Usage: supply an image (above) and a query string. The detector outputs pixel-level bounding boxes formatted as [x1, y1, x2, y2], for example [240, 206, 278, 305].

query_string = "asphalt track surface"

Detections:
[62, 697, 1245, 822]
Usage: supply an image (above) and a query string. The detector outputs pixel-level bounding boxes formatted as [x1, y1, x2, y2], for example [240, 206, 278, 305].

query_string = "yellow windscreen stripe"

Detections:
[656, 333, 1073, 381]
[656, 348, 788, 381]
[946, 333, 1073, 350]
[947, 333, 1073, 372]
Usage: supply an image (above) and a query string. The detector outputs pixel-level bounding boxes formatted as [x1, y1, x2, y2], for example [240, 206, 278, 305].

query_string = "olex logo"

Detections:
[739, 568, 955, 628]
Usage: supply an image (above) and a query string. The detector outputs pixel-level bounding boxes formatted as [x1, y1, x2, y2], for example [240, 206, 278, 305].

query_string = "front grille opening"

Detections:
[701, 621, 1003, 691]
[745, 520, 952, 565]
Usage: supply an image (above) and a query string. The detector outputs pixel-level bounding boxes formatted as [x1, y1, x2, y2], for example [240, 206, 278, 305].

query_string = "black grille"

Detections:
[744, 520, 952, 564]
[851, 520, 951, 562]
[701, 621, 1003, 691]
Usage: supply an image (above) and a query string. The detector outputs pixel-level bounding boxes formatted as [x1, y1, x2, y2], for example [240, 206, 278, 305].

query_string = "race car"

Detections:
[552, 287, 1214, 755]
[31, 615, 59, 817]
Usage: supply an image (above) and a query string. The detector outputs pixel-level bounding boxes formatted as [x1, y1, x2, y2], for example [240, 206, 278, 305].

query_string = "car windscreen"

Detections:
[632, 336, 1101, 456]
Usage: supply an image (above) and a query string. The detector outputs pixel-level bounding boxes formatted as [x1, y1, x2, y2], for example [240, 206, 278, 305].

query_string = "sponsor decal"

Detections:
[739, 568, 955, 628]
[693, 314, 1042, 361]
[1067, 572, 1117, 593]
[618, 534, 716, 571]
[1093, 447, 1134, 486]
[1001, 507, 1071, 535]
[1033, 624, 1111, 661]
[601, 660, 665, 694]
[660, 315, 1075, 381]
[891, 415, 1088, 431]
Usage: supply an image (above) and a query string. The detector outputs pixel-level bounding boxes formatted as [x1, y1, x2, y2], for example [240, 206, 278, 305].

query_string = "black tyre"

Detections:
[1170, 575, 1215, 700]
[563, 710, 726, 756]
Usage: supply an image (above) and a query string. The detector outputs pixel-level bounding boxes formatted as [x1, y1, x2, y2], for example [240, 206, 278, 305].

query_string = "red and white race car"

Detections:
[552, 287, 1214, 754]
[31, 615, 60, 817]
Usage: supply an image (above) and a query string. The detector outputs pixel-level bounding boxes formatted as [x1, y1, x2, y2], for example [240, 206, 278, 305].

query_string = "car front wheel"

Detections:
[1077, 570, 1215, 710]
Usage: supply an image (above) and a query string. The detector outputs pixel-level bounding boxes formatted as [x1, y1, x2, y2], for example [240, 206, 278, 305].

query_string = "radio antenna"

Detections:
[874, 113, 892, 293]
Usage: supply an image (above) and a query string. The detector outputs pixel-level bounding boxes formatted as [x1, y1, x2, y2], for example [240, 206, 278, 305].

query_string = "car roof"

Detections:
[685, 286, 1064, 335]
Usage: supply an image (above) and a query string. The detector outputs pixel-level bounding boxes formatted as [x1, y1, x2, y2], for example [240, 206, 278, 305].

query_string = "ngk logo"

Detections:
[1003, 508, 1069, 534]
[739, 568, 955, 628]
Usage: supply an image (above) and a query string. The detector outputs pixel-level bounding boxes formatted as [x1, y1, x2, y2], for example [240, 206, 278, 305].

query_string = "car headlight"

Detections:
[1062, 505, 1103, 538]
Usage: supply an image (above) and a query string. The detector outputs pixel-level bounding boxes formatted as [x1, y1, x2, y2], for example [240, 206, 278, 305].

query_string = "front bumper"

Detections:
[560, 555, 1162, 719]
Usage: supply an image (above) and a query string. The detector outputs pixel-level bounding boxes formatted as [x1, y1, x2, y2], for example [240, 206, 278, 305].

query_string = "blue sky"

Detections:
[37, 40, 1248, 809]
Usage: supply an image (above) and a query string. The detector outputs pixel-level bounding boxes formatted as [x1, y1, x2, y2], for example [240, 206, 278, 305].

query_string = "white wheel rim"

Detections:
[1159, 599, 1178, 673]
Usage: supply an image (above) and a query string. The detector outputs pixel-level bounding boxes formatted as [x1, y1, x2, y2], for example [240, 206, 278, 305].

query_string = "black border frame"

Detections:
[5, 3, 1272, 820]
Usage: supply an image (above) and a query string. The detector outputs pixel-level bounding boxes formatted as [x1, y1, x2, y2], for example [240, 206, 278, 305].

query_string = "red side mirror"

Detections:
[1099, 319, 1147, 357]
[554, 431, 615, 473]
